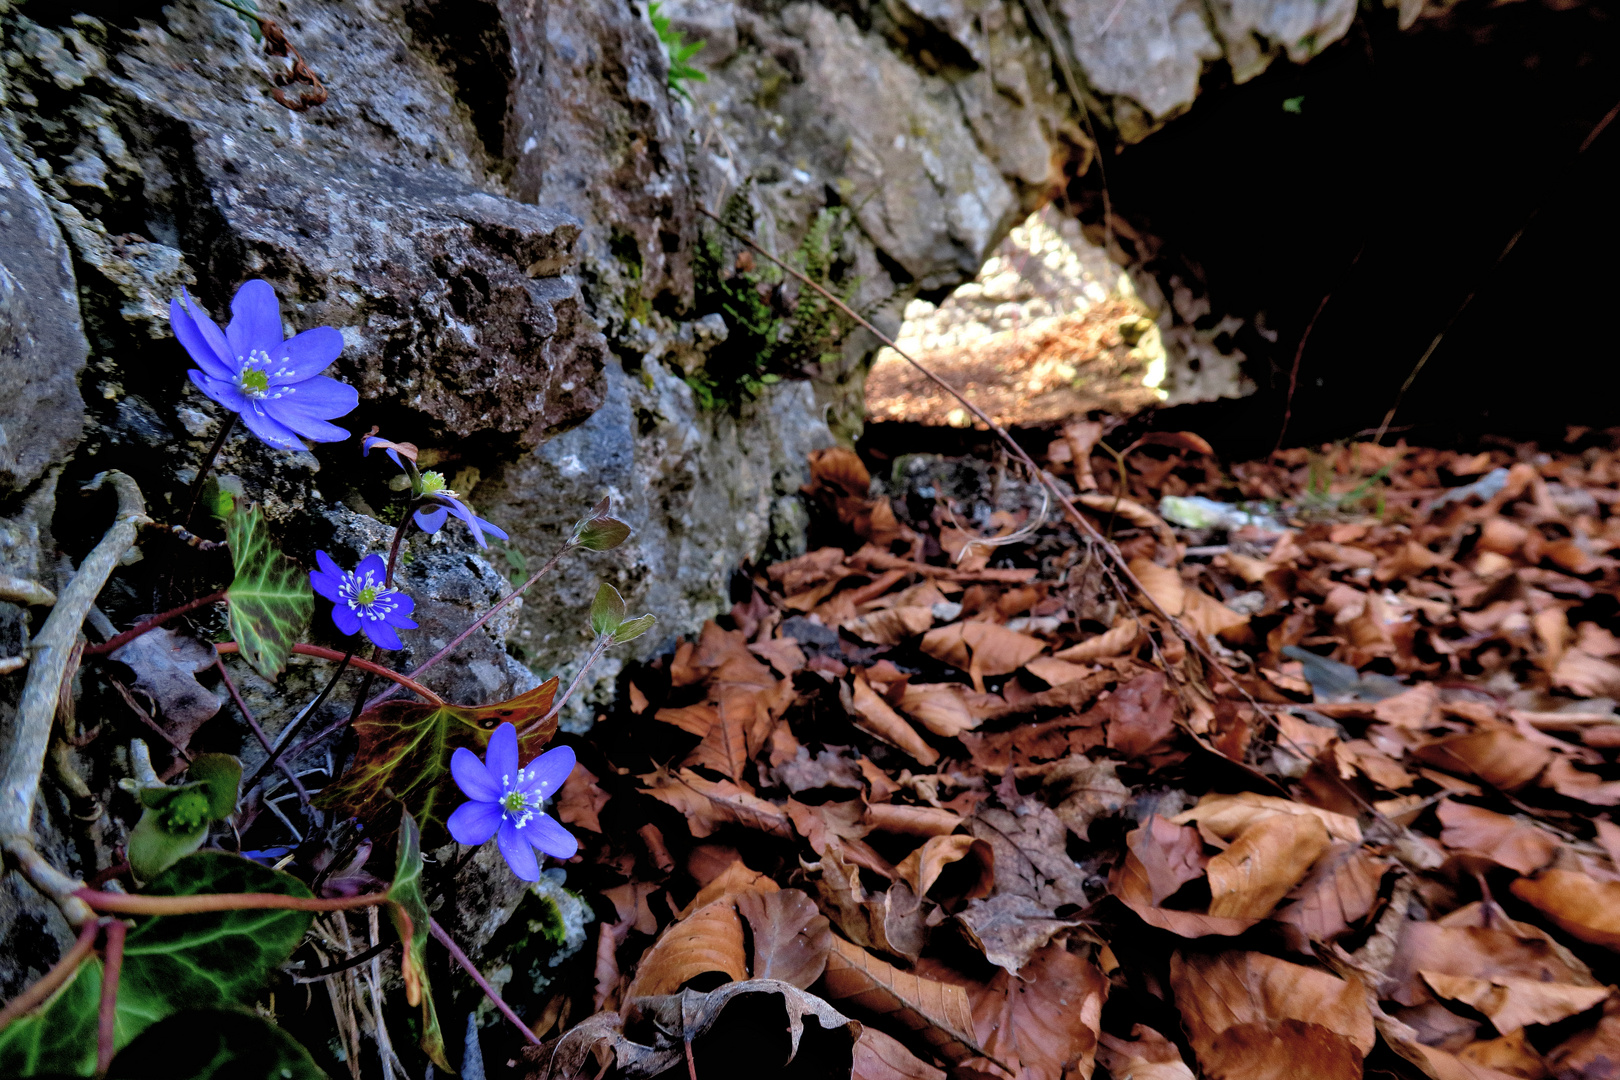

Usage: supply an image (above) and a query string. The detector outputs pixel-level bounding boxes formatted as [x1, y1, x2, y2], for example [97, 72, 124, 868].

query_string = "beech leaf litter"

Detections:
[532, 432, 1620, 1080]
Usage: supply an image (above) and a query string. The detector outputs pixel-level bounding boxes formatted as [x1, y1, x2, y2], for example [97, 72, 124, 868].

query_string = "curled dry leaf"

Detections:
[867, 802, 961, 838]
[853, 1027, 947, 1080]
[1170, 951, 1374, 1080]
[639, 765, 793, 839]
[804, 840, 924, 963]
[682, 857, 779, 916]
[623, 897, 749, 999]
[895, 834, 993, 900]
[1205, 810, 1332, 919]
[1053, 619, 1141, 662]
[1171, 791, 1362, 844]
[1043, 756, 1129, 840]
[1511, 870, 1620, 950]
[656, 703, 749, 783]
[852, 674, 940, 765]
[1128, 815, 1208, 907]
[920, 622, 1046, 681]
[1435, 800, 1559, 875]
[1097, 1025, 1196, 1080]
[1420, 971, 1610, 1032]
[1414, 728, 1552, 792]
[1274, 843, 1391, 942]
[897, 682, 991, 737]
[1127, 556, 1185, 616]
[557, 761, 610, 833]
[1024, 657, 1097, 688]
[1383, 900, 1601, 1008]
[847, 606, 936, 646]
[820, 935, 989, 1067]
[736, 888, 832, 989]
[111, 626, 221, 744]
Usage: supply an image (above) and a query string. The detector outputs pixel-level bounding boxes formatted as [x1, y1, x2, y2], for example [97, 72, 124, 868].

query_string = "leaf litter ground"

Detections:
[530, 429, 1620, 1080]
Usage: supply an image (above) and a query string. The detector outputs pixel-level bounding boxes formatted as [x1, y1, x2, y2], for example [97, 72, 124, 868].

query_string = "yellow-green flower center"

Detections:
[420, 471, 447, 495]
[239, 368, 270, 397]
[501, 790, 530, 815]
[355, 585, 378, 607]
[162, 789, 211, 831]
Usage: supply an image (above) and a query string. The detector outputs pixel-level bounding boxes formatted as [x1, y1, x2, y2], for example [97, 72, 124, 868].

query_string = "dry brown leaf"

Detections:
[1097, 1025, 1196, 1080]
[1128, 556, 1185, 616]
[1104, 671, 1180, 762]
[1553, 649, 1620, 699]
[847, 606, 937, 646]
[1129, 815, 1209, 906]
[1547, 997, 1620, 1079]
[623, 897, 749, 999]
[1415, 728, 1552, 791]
[920, 621, 1046, 682]
[1182, 590, 1251, 639]
[1372, 682, 1440, 728]
[1541, 756, 1620, 805]
[959, 800, 1093, 973]
[895, 834, 991, 899]
[925, 943, 1107, 1080]
[1170, 951, 1375, 1080]
[1421, 971, 1610, 1033]
[1274, 843, 1390, 942]
[557, 761, 610, 833]
[681, 858, 780, 916]
[639, 765, 793, 839]
[657, 702, 750, 782]
[1377, 1014, 1526, 1080]
[1455, 1029, 1548, 1080]
[821, 936, 988, 1067]
[896, 682, 988, 738]
[867, 802, 961, 838]
[852, 674, 939, 765]
[736, 888, 831, 989]
[1024, 656, 1098, 688]
[1436, 800, 1559, 874]
[1512, 869, 1620, 949]
[1111, 844, 1257, 939]
[1171, 791, 1362, 844]
[750, 636, 807, 677]
[769, 545, 851, 596]
[1044, 756, 1130, 840]
[803, 841, 923, 962]
[1054, 619, 1142, 662]
[852, 1027, 946, 1080]
[1206, 810, 1332, 919]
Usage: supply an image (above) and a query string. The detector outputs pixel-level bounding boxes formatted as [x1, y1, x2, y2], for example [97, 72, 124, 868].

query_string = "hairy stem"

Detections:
[76, 888, 392, 916]
[0, 919, 99, 1033]
[384, 515, 412, 586]
[239, 649, 354, 795]
[181, 413, 237, 530]
[364, 541, 573, 712]
[429, 917, 540, 1047]
[84, 589, 229, 656]
[528, 635, 611, 733]
[96, 919, 126, 1074]
[215, 643, 443, 705]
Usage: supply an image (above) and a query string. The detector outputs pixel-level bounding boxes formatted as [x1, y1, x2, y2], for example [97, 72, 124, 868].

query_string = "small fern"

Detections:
[649, 3, 706, 100]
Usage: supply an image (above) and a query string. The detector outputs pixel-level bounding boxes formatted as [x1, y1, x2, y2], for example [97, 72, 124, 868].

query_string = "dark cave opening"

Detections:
[1061, 0, 1620, 457]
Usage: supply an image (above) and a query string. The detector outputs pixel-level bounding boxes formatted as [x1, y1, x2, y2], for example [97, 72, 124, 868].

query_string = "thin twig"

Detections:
[215, 657, 308, 801]
[429, 917, 541, 1047]
[96, 919, 126, 1074]
[84, 589, 229, 656]
[109, 679, 193, 764]
[0, 919, 99, 1033]
[181, 414, 237, 530]
[1, 472, 149, 926]
[76, 887, 392, 915]
[239, 649, 354, 795]
[214, 642, 442, 705]
[291, 939, 397, 983]
[364, 541, 574, 712]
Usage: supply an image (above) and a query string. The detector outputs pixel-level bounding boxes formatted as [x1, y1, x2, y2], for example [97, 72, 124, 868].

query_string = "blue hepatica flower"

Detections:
[362, 431, 508, 549]
[309, 552, 418, 650]
[448, 723, 577, 881]
[170, 279, 358, 452]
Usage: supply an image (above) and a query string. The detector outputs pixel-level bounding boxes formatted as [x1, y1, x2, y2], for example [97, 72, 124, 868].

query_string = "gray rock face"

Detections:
[0, 138, 87, 495]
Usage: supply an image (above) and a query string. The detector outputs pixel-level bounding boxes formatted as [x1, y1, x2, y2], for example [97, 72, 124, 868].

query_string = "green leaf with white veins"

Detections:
[590, 582, 628, 636]
[225, 503, 312, 680]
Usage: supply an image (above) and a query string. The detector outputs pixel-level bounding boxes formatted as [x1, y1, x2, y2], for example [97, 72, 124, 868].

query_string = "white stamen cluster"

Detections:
[337, 566, 399, 621]
[235, 347, 297, 400]
[497, 765, 555, 829]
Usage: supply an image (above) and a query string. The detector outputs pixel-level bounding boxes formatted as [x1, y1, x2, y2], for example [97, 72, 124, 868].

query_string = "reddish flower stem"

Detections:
[214, 642, 443, 705]
[364, 542, 572, 712]
[96, 920, 126, 1073]
[214, 657, 307, 801]
[429, 917, 540, 1046]
[0, 920, 99, 1034]
[75, 888, 391, 916]
[84, 589, 229, 656]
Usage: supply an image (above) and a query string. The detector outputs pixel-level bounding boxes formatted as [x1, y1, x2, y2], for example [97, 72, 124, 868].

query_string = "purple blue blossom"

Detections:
[170, 279, 358, 452]
[447, 723, 577, 880]
[309, 552, 418, 650]
[411, 471, 509, 550]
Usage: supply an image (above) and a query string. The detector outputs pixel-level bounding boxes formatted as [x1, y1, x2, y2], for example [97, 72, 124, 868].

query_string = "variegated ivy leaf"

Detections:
[387, 811, 447, 1070]
[224, 503, 313, 680]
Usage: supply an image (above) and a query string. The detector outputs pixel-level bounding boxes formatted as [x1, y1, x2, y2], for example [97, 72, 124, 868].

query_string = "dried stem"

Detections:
[0, 472, 149, 925]
[364, 541, 574, 712]
[215, 657, 307, 800]
[84, 589, 229, 657]
[429, 917, 541, 1047]
[96, 919, 126, 1073]
[214, 642, 443, 705]
[238, 648, 354, 795]
[292, 939, 397, 983]
[0, 919, 100, 1033]
[76, 887, 391, 916]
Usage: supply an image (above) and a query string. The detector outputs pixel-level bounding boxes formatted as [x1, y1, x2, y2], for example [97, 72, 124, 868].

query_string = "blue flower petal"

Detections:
[352, 554, 385, 583]
[389, 591, 416, 618]
[414, 505, 449, 534]
[519, 813, 578, 861]
[235, 401, 306, 451]
[315, 550, 344, 579]
[188, 370, 249, 414]
[497, 819, 540, 881]
[181, 289, 238, 374]
[225, 279, 285, 360]
[526, 745, 575, 798]
[268, 326, 344, 384]
[364, 619, 403, 651]
[485, 723, 519, 786]
[450, 746, 502, 802]
[331, 601, 362, 637]
[442, 497, 488, 547]
[170, 298, 235, 381]
[448, 798, 502, 846]
[388, 613, 419, 631]
[263, 403, 350, 444]
[474, 516, 509, 543]
[310, 568, 342, 603]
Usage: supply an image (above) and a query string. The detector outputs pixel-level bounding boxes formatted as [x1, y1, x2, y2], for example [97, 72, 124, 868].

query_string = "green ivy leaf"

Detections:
[317, 680, 560, 836]
[387, 812, 447, 1070]
[127, 755, 242, 880]
[589, 582, 627, 636]
[107, 1009, 324, 1079]
[0, 854, 311, 1076]
[225, 504, 313, 681]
